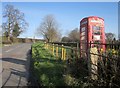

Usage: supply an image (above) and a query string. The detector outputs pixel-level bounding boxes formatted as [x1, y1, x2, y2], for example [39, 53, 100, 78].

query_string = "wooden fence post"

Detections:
[44, 42, 46, 49]
[66, 49, 68, 60]
[47, 43, 50, 50]
[52, 44, 54, 56]
[64, 48, 66, 60]
[44, 42, 45, 48]
[71, 49, 74, 59]
[50, 44, 51, 53]
[56, 44, 58, 58]
[46, 43, 48, 49]
[62, 44, 64, 60]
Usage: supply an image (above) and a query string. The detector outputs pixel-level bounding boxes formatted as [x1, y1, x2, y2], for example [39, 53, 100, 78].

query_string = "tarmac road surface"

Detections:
[0, 43, 32, 87]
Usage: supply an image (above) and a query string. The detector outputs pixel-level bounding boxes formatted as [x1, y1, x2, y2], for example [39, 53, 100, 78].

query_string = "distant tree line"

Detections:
[61, 28, 80, 42]
[61, 31, 118, 43]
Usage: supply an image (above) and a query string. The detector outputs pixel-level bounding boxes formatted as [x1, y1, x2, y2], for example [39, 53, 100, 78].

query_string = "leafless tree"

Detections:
[2, 4, 28, 41]
[105, 33, 115, 43]
[61, 36, 71, 42]
[37, 15, 61, 42]
[68, 28, 80, 42]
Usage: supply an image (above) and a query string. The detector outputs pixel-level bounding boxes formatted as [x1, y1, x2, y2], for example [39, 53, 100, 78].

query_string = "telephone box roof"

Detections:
[80, 16, 104, 23]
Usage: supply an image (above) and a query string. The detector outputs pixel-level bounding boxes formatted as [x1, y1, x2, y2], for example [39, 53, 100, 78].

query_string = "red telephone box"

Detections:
[80, 16, 106, 57]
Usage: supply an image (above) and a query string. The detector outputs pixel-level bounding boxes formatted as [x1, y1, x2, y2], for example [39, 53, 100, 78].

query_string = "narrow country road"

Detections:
[0, 43, 32, 87]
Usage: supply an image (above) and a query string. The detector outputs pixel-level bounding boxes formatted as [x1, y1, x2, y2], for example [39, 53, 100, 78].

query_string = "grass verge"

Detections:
[32, 42, 67, 87]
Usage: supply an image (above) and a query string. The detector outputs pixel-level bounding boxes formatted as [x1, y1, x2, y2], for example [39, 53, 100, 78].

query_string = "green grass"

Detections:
[32, 42, 67, 87]
[34, 58, 66, 87]
[32, 42, 84, 87]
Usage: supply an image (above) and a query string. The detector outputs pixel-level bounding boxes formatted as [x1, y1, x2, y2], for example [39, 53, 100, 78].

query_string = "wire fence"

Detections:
[44, 42, 80, 60]
[44, 42, 120, 87]
[81, 42, 120, 87]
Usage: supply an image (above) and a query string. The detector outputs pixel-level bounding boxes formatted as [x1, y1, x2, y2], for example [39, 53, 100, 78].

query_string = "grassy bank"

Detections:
[32, 42, 67, 87]
[32, 43, 83, 88]
[32, 42, 89, 87]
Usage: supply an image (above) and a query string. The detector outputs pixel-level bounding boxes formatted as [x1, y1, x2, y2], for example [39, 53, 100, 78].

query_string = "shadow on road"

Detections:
[1, 49, 31, 87]
[2, 68, 27, 87]
[2, 58, 26, 65]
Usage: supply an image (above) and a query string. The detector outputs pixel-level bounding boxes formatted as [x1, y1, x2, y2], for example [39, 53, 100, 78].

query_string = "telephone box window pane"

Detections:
[92, 26, 101, 35]
[93, 30, 100, 35]
[81, 27, 86, 32]
[92, 26, 101, 30]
